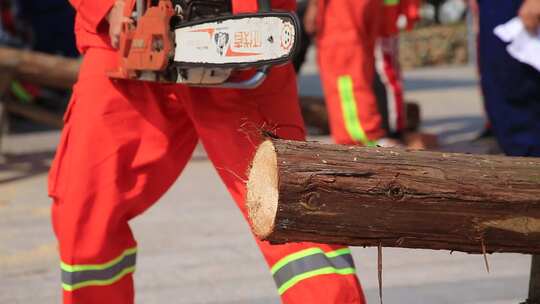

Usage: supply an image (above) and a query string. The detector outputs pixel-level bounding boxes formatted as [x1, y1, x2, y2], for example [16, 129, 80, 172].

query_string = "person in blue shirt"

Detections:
[477, 0, 540, 157]
[476, 0, 540, 302]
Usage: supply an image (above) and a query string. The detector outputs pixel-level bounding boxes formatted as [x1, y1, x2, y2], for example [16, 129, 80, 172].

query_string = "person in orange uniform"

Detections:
[304, 0, 419, 146]
[305, 0, 385, 146]
[49, 0, 367, 303]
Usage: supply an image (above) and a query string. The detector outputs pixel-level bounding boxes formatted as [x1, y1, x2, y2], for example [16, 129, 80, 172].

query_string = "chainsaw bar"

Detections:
[173, 12, 300, 68]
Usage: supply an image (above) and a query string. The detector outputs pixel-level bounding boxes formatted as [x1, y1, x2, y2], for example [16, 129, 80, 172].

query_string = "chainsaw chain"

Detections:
[173, 0, 232, 21]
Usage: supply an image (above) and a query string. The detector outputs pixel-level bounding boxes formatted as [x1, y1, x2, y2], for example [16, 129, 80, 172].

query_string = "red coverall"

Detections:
[316, 0, 419, 144]
[376, 0, 420, 134]
[48, 0, 366, 303]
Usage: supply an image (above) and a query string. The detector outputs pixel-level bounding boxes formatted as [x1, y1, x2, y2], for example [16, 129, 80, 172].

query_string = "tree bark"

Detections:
[5, 100, 63, 128]
[0, 47, 79, 89]
[247, 139, 540, 254]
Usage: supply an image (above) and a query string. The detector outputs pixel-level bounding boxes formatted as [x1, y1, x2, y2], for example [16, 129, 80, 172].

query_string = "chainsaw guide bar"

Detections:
[173, 12, 300, 68]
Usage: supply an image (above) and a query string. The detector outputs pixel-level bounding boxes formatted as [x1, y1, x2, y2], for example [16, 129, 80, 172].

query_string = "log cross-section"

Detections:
[247, 139, 540, 255]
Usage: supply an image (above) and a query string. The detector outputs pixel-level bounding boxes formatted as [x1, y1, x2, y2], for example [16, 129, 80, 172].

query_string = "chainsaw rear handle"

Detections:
[213, 66, 269, 89]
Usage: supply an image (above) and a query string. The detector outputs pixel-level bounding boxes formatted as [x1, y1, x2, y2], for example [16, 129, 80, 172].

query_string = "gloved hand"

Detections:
[107, 0, 134, 48]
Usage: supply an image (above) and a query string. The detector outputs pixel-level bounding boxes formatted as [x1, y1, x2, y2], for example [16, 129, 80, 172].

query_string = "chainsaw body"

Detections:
[107, 0, 300, 88]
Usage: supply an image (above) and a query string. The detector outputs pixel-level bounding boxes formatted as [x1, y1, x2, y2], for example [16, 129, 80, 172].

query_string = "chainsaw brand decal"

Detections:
[174, 16, 297, 65]
[226, 31, 263, 57]
[234, 31, 262, 49]
[214, 32, 230, 56]
[280, 23, 294, 51]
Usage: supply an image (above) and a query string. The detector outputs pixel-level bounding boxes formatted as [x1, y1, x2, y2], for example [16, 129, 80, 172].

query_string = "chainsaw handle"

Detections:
[216, 66, 269, 89]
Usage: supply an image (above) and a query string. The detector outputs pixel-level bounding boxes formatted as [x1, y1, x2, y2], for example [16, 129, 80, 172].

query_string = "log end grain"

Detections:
[247, 140, 278, 239]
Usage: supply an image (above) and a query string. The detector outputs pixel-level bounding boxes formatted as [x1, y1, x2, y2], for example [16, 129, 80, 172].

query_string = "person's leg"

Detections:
[184, 64, 366, 304]
[293, 1, 313, 73]
[49, 48, 198, 304]
[316, 0, 385, 145]
[375, 35, 406, 136]
[373, 67, 391, 134]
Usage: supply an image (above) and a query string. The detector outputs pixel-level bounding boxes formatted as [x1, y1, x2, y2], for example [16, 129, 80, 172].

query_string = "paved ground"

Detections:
[0, 63, 533, 303]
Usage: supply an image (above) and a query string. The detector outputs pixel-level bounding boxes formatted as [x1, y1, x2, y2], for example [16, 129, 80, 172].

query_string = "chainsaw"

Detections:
[107, 0, 300, 88]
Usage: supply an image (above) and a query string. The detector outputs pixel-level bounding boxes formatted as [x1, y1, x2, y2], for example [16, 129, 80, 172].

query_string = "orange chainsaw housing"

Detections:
[108, 0, 266, 80]
[108, 0, 175, 79]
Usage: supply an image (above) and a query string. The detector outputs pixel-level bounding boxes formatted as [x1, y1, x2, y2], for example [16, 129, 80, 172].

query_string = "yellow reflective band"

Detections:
[337, 76, 377, 147]
[271, 247, 351, 275]
[61, 247, 137, 272]
[326, 248, 352, 258]
[384, 0, 399, 6]
[62, 266, 135, 291]
[11, 81, 33, 103]
[278, 267, 357, 295]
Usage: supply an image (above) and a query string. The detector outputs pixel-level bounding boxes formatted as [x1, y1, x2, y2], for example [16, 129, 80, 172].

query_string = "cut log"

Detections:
[247, 139, 540, 254]
[0, 47, 79, 89]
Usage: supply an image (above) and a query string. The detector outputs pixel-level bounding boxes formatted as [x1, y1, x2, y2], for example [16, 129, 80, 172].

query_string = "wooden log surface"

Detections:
[0, 47, 79, 89]
[247, 139, 540, 254]
[5, 101, 63, 128]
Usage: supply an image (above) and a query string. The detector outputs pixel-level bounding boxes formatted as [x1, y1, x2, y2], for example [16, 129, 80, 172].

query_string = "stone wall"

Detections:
[400, 23, 469, 69]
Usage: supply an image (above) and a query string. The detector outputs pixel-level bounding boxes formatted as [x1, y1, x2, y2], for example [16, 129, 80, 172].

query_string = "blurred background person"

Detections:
[304, 0, 392, 147]
[475, 0, 540, 301]
[0, 0, 77, 131]
[17, 0, 77, 57]
[0, 0, 27, 47]
[303, 0, 424, 147]
[476, 0, 540, 157]
[375, 0, 420, 140]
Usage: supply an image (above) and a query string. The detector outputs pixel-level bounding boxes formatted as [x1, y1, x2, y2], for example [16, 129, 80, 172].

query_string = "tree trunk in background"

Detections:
[0, 47, 79, 89]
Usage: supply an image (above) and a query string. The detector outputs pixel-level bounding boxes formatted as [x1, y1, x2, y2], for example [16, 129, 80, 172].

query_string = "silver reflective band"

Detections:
[273, 252, 355, 290]
[61, 249, 137, 291]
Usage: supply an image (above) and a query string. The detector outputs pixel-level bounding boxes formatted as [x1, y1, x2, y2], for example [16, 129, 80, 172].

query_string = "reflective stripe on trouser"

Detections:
[375, 36, 405, 133]
[61, 247, 137, 291]
[272, 247, 356, 295]
[337, 75, 377, 147]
